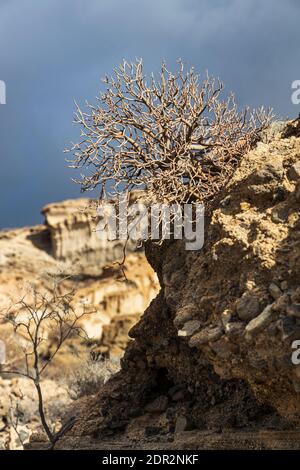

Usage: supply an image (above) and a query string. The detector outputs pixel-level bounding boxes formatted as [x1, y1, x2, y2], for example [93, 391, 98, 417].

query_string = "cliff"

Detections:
[49, 118, 300, 450]
[0, 197, 158, 350]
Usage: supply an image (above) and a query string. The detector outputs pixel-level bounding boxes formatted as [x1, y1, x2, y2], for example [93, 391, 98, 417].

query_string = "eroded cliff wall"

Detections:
[59, 120, 300, 449]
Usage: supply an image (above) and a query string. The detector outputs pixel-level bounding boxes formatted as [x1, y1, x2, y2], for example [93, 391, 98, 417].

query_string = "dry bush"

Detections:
[66, 59, 273, 207]
[0, 279, 94, 447]
[65, 356, 120, 400]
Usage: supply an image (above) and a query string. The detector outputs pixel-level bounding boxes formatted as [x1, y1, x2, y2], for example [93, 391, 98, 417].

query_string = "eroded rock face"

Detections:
[64, 120, 300, 443]
[42, 198, 137, 276]
[170, 126, 300, 422]
[0, 198, 159, 363]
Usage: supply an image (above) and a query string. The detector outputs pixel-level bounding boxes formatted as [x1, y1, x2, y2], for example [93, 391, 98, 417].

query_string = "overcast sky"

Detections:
[0, 0, 299, 228]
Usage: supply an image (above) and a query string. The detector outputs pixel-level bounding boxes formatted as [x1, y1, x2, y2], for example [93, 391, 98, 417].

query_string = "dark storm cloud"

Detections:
[0, 0, 299, 227]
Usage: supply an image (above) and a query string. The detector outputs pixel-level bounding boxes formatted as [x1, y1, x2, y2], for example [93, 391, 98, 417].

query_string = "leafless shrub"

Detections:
[7, 401, 27, 450]
[65, 356, 120, 400]
[0, 279, 95, 448]
[66, 59, 273, 208]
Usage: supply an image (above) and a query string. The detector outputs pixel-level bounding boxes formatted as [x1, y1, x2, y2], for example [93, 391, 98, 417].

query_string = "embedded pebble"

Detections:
[269, 283, 282, 300]
[189, 325, 223, 347]
[178, 320, 201, 337]
[236, 293, 260, 321]
[245, 304, 274, 335]
[288, 161, 300, 181]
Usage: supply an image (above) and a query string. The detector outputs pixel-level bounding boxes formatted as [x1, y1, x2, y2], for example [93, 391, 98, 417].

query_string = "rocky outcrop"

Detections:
[57, 120, 300, 448]
[42, 198, 137, 276]
[0, 196, 158, 351]
[0, 203, 158, 382]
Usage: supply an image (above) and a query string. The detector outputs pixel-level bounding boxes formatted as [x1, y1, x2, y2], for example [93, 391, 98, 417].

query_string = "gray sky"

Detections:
[0, 0, 299, 228]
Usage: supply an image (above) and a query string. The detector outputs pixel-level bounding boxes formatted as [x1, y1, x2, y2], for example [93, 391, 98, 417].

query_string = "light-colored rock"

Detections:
[0, 197, 159, 362]
[221, 309, 233, 328]
[175, 416, 189, 433]
[245, 304, 274, 335]
[269, 283, 282, 300]
[178, 320, 201, 337]
[225, 322, 245, 337]
[173, 304, 198, 328]
[189, 325, 223, 347]
[288, 161, 300, 181]
[42, 197, 138, 273]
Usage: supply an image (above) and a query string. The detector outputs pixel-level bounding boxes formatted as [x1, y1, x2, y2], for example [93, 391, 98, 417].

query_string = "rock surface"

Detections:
[51, 119, 300, 449]
[0, 197, 158, 360]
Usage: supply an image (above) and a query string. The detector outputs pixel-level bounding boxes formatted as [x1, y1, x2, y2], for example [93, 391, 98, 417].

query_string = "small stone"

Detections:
[225, 321, 245, 337]
[245, 304, 274, 335]
[286, 304, 300, 319]
[288, 161, 300, 181]
[280, 281, 288, 291]
[236, 293, 260, 321]
[178, 320, 201, 337]
[271, 208, 289, 224]
[173, 304, 197, 328]
[279, 317, 300, 341]
[240, 202, 251, 211]
[273, 187, 286, 203]
[145, 395, 168, 413]
[189, 325, 223, 347]
[269, 283, 282, 300]
[220, 195, 231, 207]
[175, 416, 189, 433]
